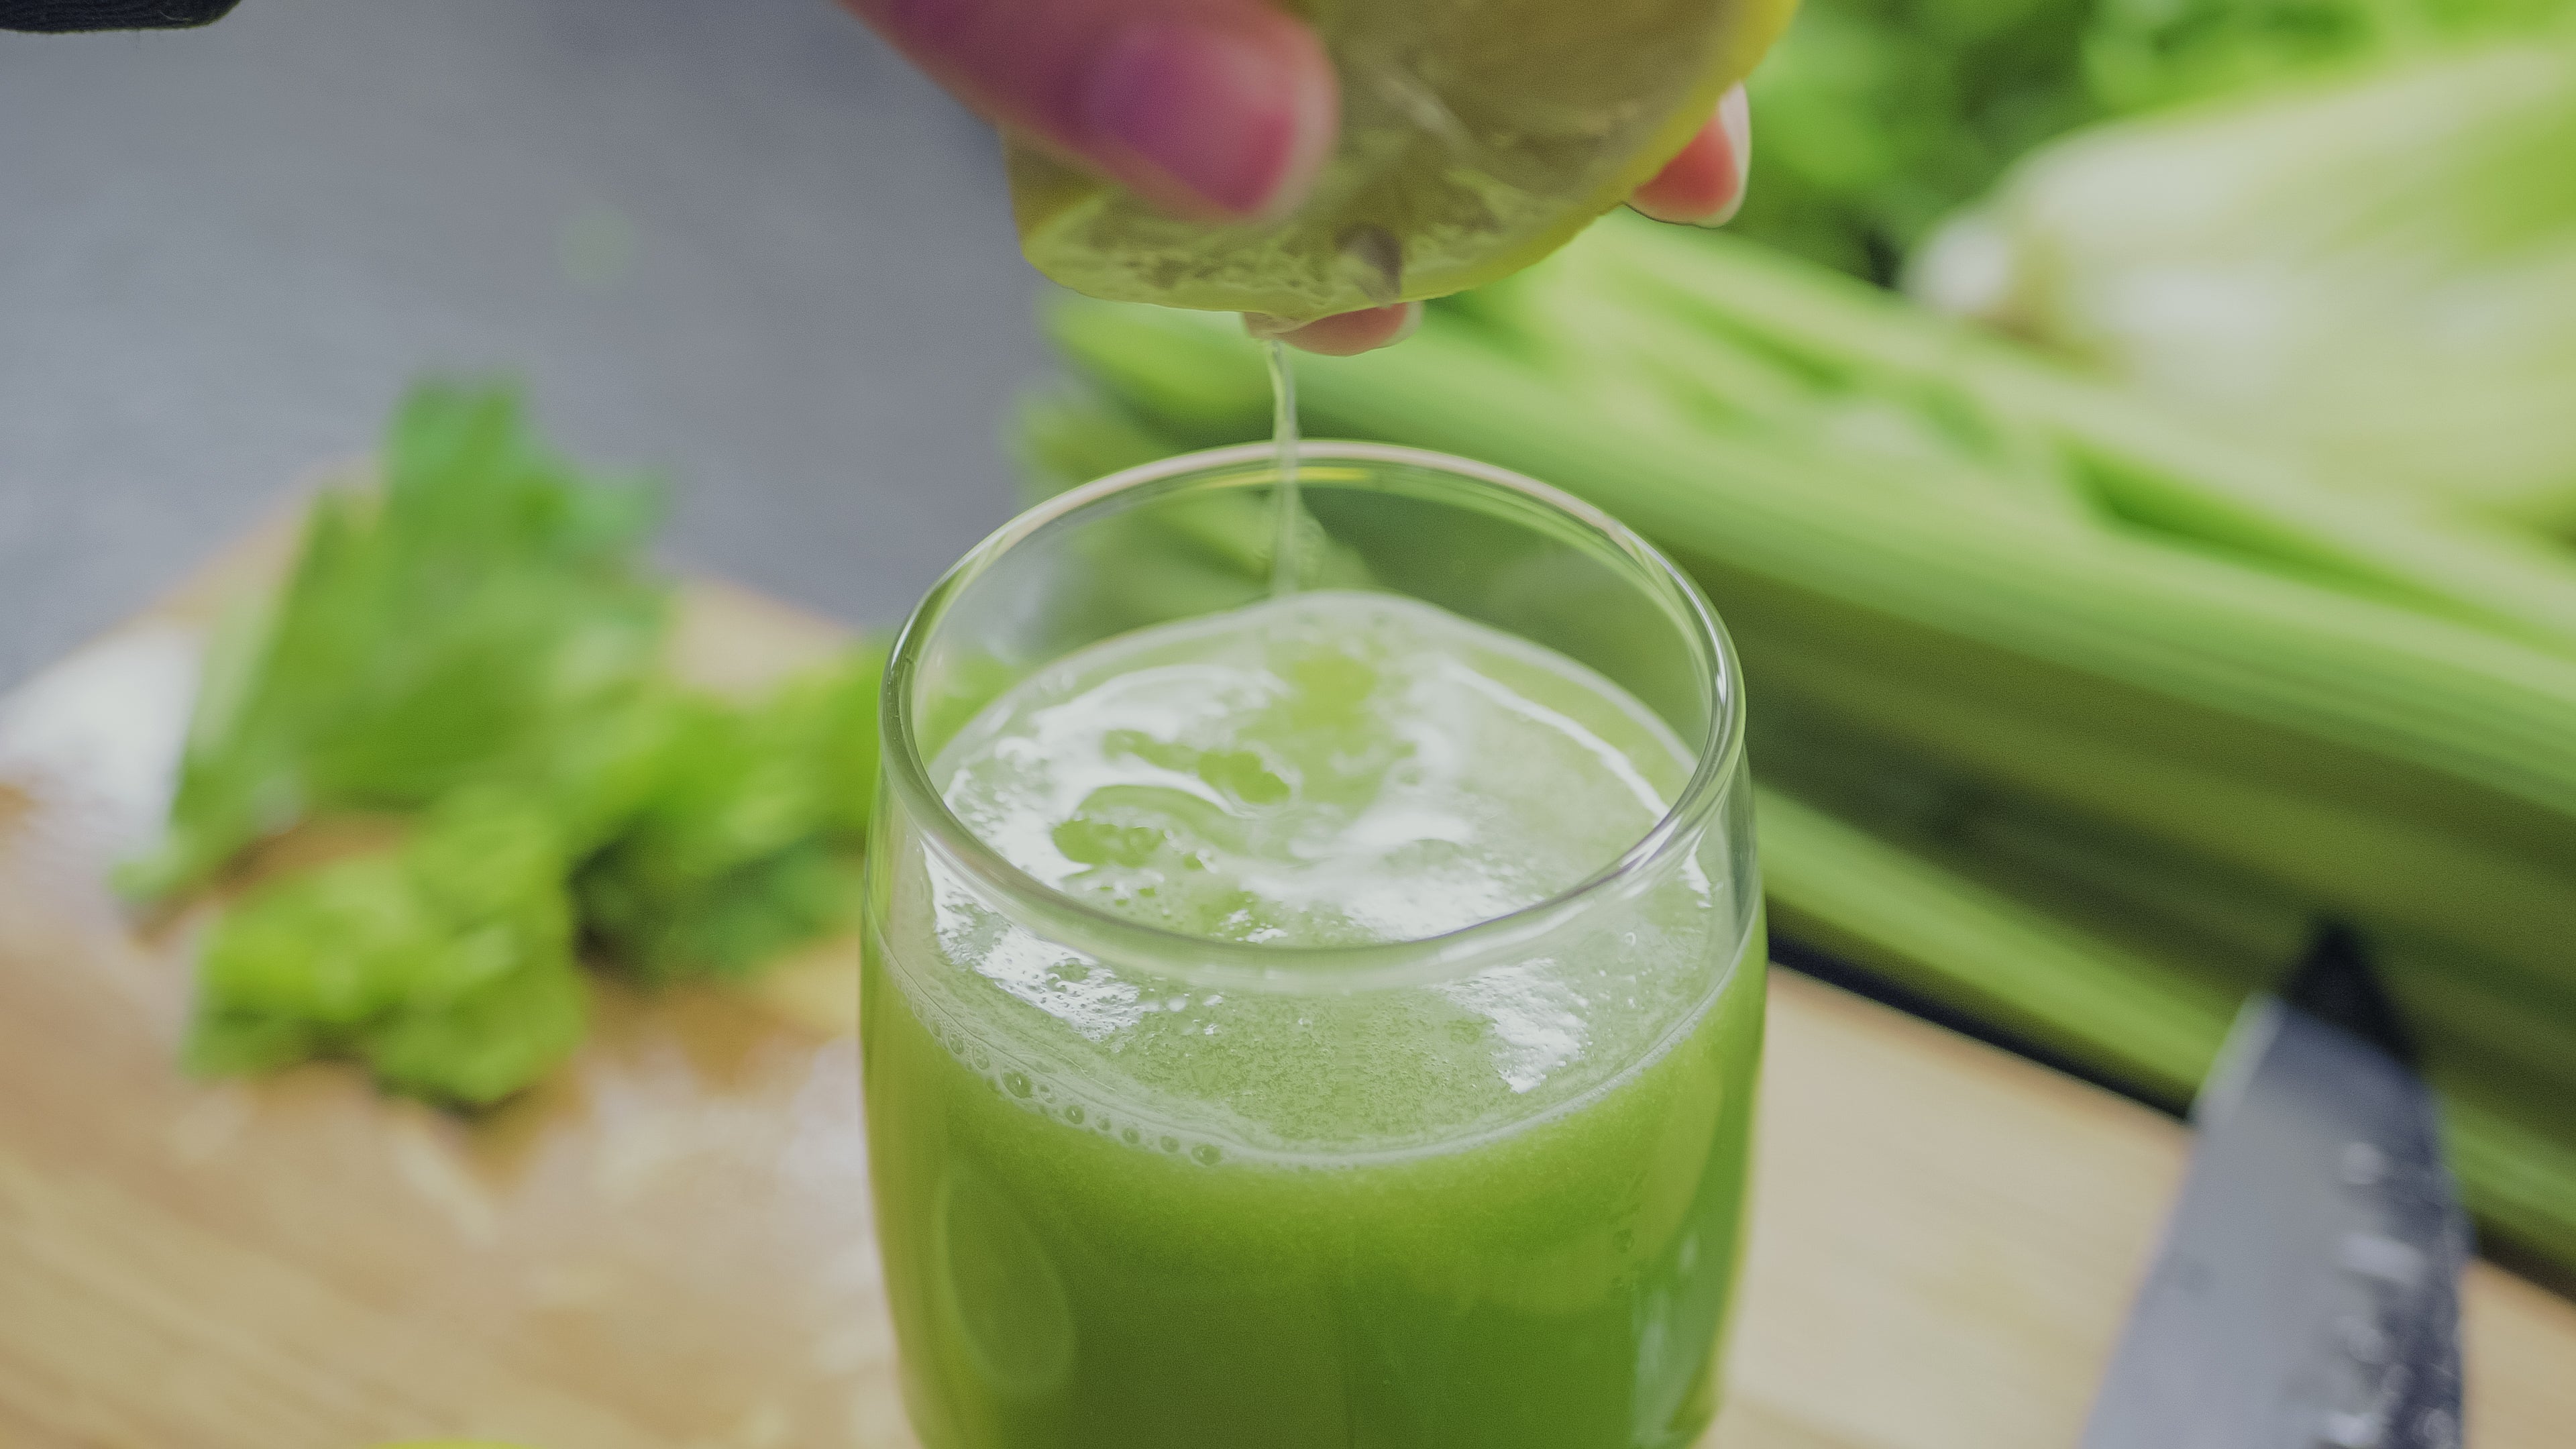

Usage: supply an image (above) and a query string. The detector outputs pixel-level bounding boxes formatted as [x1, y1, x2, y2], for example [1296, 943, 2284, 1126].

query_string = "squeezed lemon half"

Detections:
[1008, 0, 1800, 320]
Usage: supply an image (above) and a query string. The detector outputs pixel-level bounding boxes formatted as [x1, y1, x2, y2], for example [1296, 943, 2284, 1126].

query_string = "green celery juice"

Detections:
[864, 588, 1762, 1449]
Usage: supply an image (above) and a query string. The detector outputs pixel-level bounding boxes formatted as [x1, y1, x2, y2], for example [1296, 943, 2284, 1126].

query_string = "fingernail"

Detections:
[1705, 85, 1752, 227]
[1083, 22, 1332, 221]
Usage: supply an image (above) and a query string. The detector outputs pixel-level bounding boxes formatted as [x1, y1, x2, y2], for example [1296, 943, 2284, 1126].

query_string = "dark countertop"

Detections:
[0, 0, 1046, 688]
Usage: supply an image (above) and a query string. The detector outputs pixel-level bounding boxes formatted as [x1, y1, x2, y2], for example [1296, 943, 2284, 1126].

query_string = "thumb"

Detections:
[843, 0, 1336, 222]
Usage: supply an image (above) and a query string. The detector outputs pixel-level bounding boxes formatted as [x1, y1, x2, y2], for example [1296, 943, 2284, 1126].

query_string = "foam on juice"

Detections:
[892, 590, 1731, 1161]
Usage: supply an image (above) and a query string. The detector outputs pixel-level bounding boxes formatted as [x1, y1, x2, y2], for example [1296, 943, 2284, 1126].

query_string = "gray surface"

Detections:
[0, 0, 1047, 688]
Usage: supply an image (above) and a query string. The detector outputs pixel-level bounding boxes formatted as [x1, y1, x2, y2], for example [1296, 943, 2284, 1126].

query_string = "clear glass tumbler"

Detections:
[863, 442, 1762, 1449]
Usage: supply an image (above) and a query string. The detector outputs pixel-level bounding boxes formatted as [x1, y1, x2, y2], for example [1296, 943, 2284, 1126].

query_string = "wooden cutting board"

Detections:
[2, 534, 2570, 1449]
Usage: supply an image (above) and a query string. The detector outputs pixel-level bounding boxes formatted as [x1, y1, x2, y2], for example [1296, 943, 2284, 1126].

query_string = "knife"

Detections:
[2083, 926, 2471, 1449]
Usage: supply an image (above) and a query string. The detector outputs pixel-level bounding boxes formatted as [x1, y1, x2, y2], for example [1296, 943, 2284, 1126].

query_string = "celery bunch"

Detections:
[1025, 219, 2576, 1269]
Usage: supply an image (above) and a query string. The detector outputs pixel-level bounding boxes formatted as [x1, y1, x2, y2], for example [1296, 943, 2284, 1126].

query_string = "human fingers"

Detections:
[842, 0, 1336, 222]
[1628, 85, 1751, 226]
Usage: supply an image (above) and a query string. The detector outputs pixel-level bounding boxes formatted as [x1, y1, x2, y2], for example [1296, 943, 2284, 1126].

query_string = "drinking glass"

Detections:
[863, 442, 1762, 1449]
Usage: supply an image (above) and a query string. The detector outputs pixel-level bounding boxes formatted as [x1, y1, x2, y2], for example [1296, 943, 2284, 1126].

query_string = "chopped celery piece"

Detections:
[575, 645, 888, 983]
[124, 381, 666, 902]
[190, 792, 585, 1107]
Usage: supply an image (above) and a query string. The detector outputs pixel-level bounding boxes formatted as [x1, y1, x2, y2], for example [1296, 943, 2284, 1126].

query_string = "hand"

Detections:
[842, 0, 1752, 355]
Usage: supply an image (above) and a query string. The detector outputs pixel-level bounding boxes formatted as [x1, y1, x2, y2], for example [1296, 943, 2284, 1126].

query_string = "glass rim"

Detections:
[879, 439, 1748, 994]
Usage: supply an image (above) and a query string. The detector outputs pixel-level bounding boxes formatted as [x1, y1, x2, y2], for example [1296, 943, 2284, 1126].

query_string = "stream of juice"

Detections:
[864, 589, 1764, 1448]
[1265, 339, 1300, 598]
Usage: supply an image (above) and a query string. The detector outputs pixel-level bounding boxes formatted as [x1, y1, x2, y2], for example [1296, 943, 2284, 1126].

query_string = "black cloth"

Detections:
[3, 0, 238, 31]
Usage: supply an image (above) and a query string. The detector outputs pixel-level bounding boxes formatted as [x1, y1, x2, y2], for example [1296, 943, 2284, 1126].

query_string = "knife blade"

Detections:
[2083, 927, 2470, 1449]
